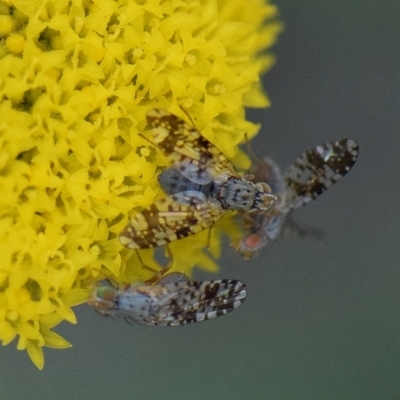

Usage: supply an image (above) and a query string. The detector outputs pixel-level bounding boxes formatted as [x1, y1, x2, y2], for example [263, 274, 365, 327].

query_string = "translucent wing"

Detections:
[120, 196, 228, 249]
[137, 279, 247, 326]
[157, 166, 213, 204]
[236, 138, 359, 259]
[282, 138, 359, 211]
[146, 108, 236, 176]
[89, 277, 247, 326]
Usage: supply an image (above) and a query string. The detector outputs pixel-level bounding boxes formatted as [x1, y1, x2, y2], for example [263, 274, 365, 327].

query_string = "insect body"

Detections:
[120, 109, 276, 249]
[236, 139, 359, 259]
[89, 272, 247, 326]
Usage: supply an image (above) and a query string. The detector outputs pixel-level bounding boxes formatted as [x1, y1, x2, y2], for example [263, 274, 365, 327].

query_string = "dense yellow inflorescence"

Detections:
[0, 0, 282, 368]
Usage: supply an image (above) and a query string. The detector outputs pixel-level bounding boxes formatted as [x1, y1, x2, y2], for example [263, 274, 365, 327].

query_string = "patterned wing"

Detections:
[146, 109, 236, 177]
[235, 138, 359, 259]
[137, 279, 247, 326]
[119, 196, 228, 249]
[89, 278, 247, 326]
[283, 139, 359, 211]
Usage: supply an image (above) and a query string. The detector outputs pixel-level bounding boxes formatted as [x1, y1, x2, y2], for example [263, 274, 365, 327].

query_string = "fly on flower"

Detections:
[89, 272, 247, 326]
[236, 139, 359, 259]
[120, 109, 276, 249]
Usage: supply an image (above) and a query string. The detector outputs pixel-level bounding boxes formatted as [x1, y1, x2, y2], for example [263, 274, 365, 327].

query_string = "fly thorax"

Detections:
[216, 177, 259, 211]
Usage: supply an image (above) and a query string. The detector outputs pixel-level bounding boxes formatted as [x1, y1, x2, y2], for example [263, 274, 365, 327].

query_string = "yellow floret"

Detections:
[5, 33, 25, 53]
[0, 14, 14, 35]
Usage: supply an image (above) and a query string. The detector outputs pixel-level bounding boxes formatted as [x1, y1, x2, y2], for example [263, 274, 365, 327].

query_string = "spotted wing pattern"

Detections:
[236, 138, 359, 259]
[146, 108, 235, 174]
[283, 138, 359, 211]
[89, 273, 247, 326]
[120, 198, 225, 249]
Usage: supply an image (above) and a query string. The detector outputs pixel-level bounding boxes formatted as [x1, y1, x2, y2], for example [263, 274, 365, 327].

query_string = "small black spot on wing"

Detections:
[163, 279, 247, 326]
[283, 139, 359, 208]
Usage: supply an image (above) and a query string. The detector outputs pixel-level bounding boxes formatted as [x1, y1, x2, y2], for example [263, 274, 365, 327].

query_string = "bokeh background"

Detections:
[1, 1, 399, 399]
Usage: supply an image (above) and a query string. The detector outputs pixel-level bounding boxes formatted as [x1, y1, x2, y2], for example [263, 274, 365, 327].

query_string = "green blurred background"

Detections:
[2, 1, 400, 399]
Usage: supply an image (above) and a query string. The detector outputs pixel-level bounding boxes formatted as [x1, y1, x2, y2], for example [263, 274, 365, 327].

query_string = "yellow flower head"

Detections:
[0, 0, 282, 368]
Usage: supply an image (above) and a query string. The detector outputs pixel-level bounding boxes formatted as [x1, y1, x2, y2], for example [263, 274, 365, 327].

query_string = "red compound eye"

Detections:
[243, 233, 263, 250]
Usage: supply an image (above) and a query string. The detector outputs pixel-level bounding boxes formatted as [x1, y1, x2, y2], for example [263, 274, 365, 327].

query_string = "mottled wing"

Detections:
[283, 139, 359, 211]
[119, 196, 227, 249]
[138, 279, 247, 326]
[235, 139, 358, 259]
[146, 109, 236, 176]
